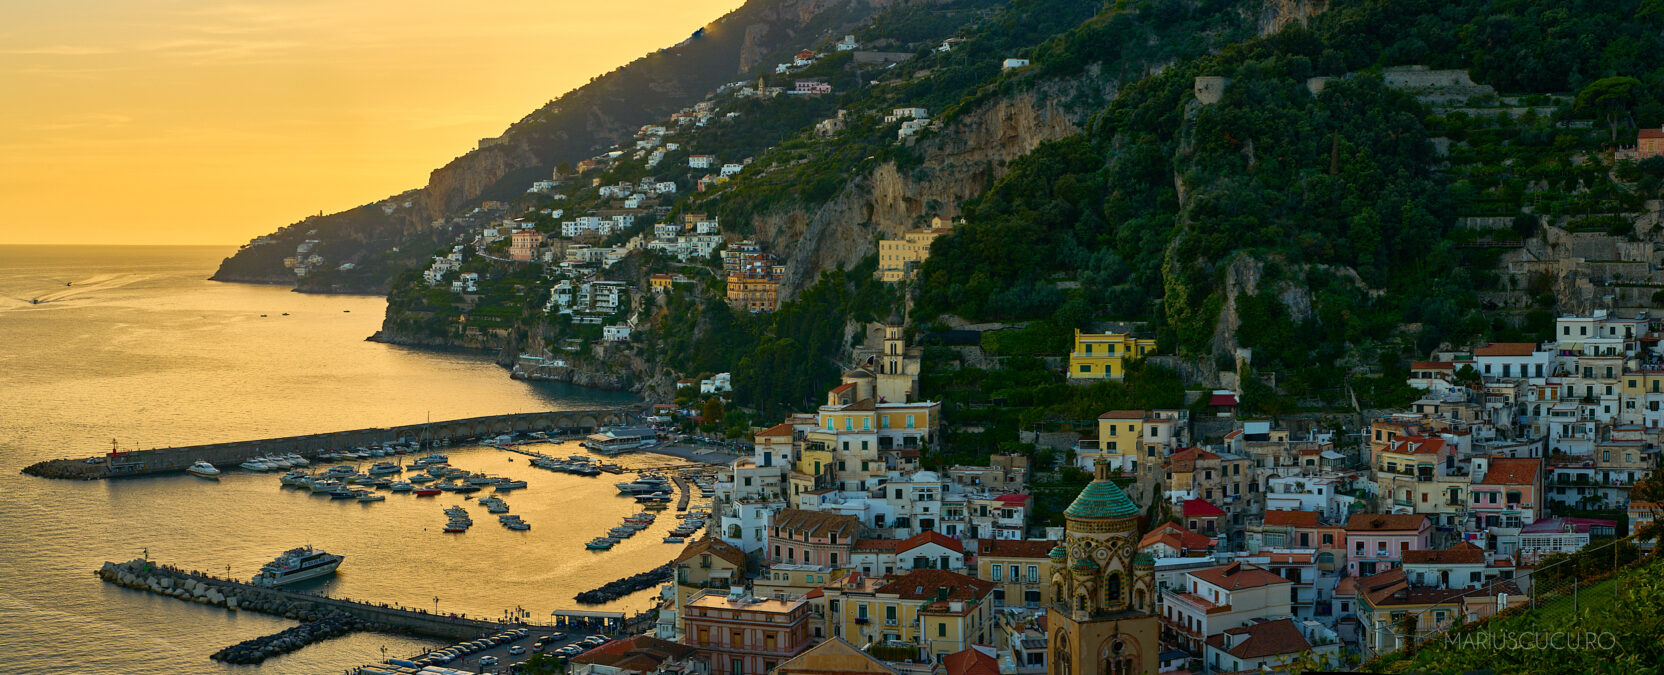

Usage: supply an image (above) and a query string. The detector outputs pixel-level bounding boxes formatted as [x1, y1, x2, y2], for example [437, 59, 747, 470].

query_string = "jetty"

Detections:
[24, 408, 636, 480]
[98, 558, 533, 641]
[672, 474, 692, 511]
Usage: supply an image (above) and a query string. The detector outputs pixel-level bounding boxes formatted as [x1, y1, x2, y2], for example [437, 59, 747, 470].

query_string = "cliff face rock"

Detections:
[758, 79, 1091, 297]
[1253, 0, 1329, 35]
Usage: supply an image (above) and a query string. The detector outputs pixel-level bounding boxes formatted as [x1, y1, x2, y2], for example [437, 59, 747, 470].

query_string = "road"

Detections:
[393, 626, 605, 674]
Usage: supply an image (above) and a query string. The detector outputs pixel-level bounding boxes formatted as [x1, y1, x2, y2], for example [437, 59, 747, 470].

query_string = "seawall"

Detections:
[23, 408, 638, 480]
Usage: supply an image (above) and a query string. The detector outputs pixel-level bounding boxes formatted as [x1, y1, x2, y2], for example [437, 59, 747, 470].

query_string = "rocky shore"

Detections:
[211, 615, 363, 664]
[573, 562, 673, 605]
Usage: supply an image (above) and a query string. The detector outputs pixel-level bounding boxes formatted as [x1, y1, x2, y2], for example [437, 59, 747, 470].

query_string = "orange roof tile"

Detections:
[756, 422, 796, 438]
[1263, 510, 1320, 528]
[1098, 410, 1146, 420]
[1481, 457, 1540, 485]
[1345, 513, 1429, 532]
[1138, 522, 1216, 554]
[976, 539, 1057, 559]
[1402, 541, 1485, 565]
[898, 530, 963, 554]
[877, 569, 995, 602]
[1475, 342, 1538, 357]
[1190, 562, 1291, 591]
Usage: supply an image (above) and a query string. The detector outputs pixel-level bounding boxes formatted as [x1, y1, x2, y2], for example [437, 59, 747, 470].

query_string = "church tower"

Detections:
[1048, 462, 1159, 675]
[874, 308, 917, 403]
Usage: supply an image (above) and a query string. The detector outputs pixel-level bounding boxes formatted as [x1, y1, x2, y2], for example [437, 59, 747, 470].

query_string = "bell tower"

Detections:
[1048, 461, 1159, 675]
[874, 307, 916, 403]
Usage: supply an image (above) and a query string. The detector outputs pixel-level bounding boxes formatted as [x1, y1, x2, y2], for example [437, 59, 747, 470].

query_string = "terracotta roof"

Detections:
[994, 493, 1031, 505]
[1411, 361, 1455, 370]
[1390, 436, 1446, 455]
[877, 569, 996, 602]
[1263, 510, 1320, 528]
[1138, 522, 1216, 553]
[854, 538, 900, 552]
[1640, 128, 1664, 139]
[898, 530, 963, 554]
[1183, 498, 1226, 517]
[942, 647, 1000, 675]
[1481, 457, 1540, 485]
[1204, 618, 1312, 661]
[570, 635, 697, 669]
[1345, 513, 1429, 532]
[1190, 562, 1291, 591]
[675, 536, 748, 570]
[1475, 342, 1538, 357]
[1402, 541, 1485, 566]
[829, 383, 856, 396]
[772, 509, 862, 539]
[1169, 447, 1222, 465]
[756, 422, 796, 438]
[1208, 393, 1239, 406]
[976, 539, 1057, 559]
[1098, 410, 1146, 420]
[1357, 567, 1523, 607]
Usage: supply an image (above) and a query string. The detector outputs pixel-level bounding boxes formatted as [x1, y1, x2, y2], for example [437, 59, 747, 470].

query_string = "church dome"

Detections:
[1049, 544, 1067, 561]
[1064, 476, 1140, 520]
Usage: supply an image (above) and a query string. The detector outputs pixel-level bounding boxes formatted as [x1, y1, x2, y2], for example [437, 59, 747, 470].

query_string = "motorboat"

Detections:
[443, 522, 469, 533]
[416, 453, 448, 465]
[186, 460, 220, 480]
[284, 453, 309, 467]
[368, 462, 402, 475]
[504, 520, 530, 531]
[584, 538, 616, 550]
[634, 492, 672, 503]
[408, 473, 436, 483]
[493, 480, 527, 491]
[251, 546, 342, 587]
[309, 479, 343, 494]
[390, 481, 413, 492]
[278, 470, 311, 486]
[662, 536, 685, 544]
[414, 488, 441, 496]
[239, 458, 272, 472]
[466, 474, 497, 486]
[356, 492, 385, 502]
[326, 465, 356, 476]
[330, 489, 361, 499]
[261, 455, 292, 469]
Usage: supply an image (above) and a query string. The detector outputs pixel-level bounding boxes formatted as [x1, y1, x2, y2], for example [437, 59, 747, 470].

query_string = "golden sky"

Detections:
[0, 0, 744, 246]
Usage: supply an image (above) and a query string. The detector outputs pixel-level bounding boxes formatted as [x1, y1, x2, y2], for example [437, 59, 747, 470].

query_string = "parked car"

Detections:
[481, 656, 499, 666]
[508, 645, 526, 655]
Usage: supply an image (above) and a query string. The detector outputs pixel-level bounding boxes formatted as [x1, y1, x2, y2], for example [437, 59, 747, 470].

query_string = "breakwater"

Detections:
[574, 562, 673, 605]
[98, 559, 527, 641]
[212, 615, 362, 664]
[25, 408, 636, 480]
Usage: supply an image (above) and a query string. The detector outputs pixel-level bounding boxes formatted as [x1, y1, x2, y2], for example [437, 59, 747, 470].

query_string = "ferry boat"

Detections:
[583, 430, 656, 455]
[186, 460, 221, 480]
[251, 546, 342, 587]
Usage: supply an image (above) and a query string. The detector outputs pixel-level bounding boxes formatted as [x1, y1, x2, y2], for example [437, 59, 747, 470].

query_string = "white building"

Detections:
[603, 325, 631, 341]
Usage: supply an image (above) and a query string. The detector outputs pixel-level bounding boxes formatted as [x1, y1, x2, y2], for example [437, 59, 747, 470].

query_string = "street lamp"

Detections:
[434, 596, 440, 615]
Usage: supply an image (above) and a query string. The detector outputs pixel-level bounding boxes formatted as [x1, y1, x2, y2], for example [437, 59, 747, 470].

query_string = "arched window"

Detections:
[1134, 588, 1146, 611]
[1055, 629, 1071, 675]
[1104, 572, 1122, 605]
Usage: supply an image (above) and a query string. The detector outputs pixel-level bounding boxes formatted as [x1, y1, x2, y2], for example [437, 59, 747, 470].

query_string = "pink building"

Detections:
[769, 509, 860, 569]
[508, 229, 544, 262]
[1471, 457, 1543, 529]
[683, 590, 813, 674]
[1344, 513, 1431, 576]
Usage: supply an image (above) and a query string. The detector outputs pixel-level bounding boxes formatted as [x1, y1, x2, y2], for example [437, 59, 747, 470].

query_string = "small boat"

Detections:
[414, 488, 441, 496]
[278, 470, 310, 486]
[585, 538, 616, 550]
[309, 479, 342, 494]
[504, 520, 530, 531]
[443, 523, 469, 533]
[284, 454, 310, 467]
[356, 492, 385, 502]
[408, 473, 436, 483]
[663, 536, 685, 544]
[329, 489, 360, 499]
[239, 459, 272, 472]
[263, 455, 293, 469]
[368, 462, 402, 475]
[186, 460, 220, 480]
[494, 480, 527, 491]
[390, 482, 413, 492]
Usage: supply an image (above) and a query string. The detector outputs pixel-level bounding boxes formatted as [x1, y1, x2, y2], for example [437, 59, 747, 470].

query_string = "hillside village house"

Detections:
[1066, 330, 1157, 380]
[1354, 567, 1525, 657]
[875, 220, 953, 282]
[1469, 457, 1543, 533]
[1203, 617, 1340, 675]
[1138, 522, 1217, 559]
[819, 569, 997, 662]
[769, 509, 860, 569]
[974, 539, 1056, 610]
[1344, 513, 1431, 576]
[1159, 562, 1294, 653]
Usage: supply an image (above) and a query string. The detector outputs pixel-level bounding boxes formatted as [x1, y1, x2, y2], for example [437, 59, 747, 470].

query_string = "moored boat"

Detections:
[186, 460, 221, 480]
[251, 546, 342, 587]
[414, 488, 440, 496]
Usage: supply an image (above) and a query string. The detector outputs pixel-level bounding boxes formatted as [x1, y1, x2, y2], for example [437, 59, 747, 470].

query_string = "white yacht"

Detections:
[284, 453, 309, 467]
[186, 460, 220, 480]
[263, 455, 293, 469]
[251, 546, 343, 587]
[239, 458, 271, 472]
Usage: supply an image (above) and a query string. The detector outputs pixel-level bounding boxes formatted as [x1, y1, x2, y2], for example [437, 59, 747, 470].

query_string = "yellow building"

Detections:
[974, 539, 1058, 618]
[777, 636, 899, 675]
[876, 220, 953, 282]
[1067, 330, 1157, 381]
[726, 273, 780, 312]
[820, 569, 996, 662]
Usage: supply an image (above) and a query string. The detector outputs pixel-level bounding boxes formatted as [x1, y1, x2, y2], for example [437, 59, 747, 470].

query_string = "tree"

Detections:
[1575, 77, 1642, 143]
[1453, 364, 1483, 388]
[701, 397, 726, 425]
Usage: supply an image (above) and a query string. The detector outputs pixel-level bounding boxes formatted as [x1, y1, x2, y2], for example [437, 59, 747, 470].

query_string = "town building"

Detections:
[1065, 330, 1157, 381]
[682, 589, 814, 674]
[1159, 562, 1294, 653]
[1344, 513, 1431, 576]
[975, 539, 1056, 611]
[1203, 618, 1339, 675]
[568, 635, 701, 675]
[875, 222, 953, 282]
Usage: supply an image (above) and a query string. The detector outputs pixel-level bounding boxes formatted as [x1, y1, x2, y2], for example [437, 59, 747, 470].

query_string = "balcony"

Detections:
[855, 617, 870, 625]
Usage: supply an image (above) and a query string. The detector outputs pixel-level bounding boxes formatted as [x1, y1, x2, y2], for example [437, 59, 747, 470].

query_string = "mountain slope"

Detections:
[211, 0, 904, 293]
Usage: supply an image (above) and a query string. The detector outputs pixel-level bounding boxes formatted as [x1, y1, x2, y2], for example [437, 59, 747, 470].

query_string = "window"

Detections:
[1028, 565, 1039, 582]
[938, 622, 947, 637]
[991, 566, 1003, 582]
[1079, 365, 1090, 373]
[906, 415, 916, 428]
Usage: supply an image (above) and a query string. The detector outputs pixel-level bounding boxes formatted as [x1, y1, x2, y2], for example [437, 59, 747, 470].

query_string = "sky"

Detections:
[0, 0, 746, 246]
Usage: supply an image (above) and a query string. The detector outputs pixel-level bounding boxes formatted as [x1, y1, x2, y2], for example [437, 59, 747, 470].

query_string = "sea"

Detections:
[0, 245, 693, 674]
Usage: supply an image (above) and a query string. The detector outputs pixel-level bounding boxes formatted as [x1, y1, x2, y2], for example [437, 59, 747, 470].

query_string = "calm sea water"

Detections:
[0, 246, 690, 674]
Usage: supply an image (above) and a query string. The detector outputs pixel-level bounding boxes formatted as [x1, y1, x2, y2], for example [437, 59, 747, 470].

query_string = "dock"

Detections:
[23, 408, 638, 480]
[98, 558, 538, 641]
[672, 474, 691, 511]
